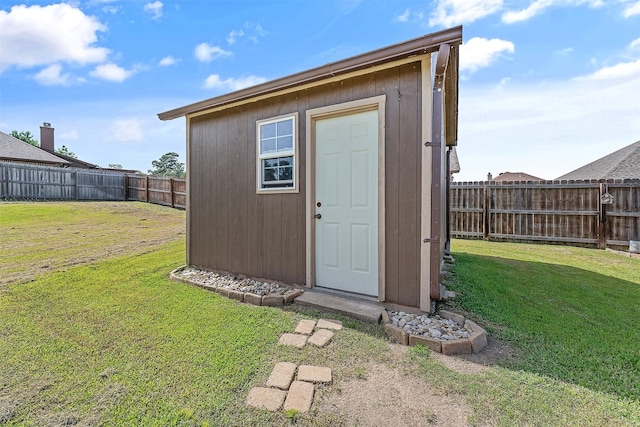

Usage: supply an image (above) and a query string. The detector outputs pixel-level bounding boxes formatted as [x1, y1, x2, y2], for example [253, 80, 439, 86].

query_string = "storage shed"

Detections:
[159, 26, 462, 311]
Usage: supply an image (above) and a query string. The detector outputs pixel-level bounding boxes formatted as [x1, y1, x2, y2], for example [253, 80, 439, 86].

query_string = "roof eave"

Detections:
[158, 26, 462, 121]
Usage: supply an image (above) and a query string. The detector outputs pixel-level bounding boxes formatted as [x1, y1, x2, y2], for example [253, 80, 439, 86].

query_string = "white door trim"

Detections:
[305, 95, 386, 300]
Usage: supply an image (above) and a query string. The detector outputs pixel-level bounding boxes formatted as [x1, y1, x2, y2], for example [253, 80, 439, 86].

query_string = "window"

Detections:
[257, 113, 298, 193]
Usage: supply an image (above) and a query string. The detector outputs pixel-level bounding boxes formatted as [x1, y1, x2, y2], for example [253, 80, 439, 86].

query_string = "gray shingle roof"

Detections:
[493, 171, 543, 181]
[557, 140, 640, 180]
[0, 131, 70, 165]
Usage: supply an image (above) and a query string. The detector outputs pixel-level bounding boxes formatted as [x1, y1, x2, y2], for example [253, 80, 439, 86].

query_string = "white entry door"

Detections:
[315, 109, 378, 296]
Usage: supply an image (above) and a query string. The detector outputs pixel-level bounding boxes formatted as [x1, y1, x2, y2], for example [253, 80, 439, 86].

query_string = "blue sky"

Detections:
[1, 0, 639, 180]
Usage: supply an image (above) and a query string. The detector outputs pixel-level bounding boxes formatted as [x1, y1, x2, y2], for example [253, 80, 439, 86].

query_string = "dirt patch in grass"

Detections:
[457, 337, 512, 367]
[317, 348, 472, 426]
[0, 202, 185, 286]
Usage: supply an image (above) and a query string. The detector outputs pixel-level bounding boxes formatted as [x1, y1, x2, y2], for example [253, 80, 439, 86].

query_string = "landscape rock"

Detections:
[384, 323, 408, 345]
[308, 329, 334, 347]
[246, 387, 287, 412]
[278, 333, 308, 349]
[283, 381, 314, 413]
[266, 362, 297, 390]
[297, 365, 332, 383]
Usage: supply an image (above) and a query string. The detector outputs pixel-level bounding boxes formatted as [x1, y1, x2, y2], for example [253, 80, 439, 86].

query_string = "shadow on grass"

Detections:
[443, 252, 640, 402]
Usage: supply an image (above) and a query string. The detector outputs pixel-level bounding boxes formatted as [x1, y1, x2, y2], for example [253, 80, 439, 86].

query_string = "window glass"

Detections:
[276, 135, 293, 152]
[257, 115, 296, 192]
[261, 138, 277, 154]
[276, 119, 293, 136]
[261, 122, 276, 139]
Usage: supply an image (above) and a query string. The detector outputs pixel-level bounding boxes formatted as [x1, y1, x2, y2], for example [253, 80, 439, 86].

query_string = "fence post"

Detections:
[169, 178, 175, 208]
[74, 170, 79, 200]
[598, 183, 607, 249]
[145, 176, 149, 203]
[1, 163, 5, 198]
[483, 180, 490, 240]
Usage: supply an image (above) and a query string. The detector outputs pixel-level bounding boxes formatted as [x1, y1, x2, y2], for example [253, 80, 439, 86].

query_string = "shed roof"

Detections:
[0, 131, 70, 165]
[556, 140, 640, 180]
[158, 26, 462, 140]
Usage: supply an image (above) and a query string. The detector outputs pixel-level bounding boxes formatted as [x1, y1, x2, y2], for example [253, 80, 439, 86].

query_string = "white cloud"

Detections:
[556, 47, 574, 55]
[623, 1, 640, 17]
[203, 74, 267, 91]
[111, 119, 143, 142]
[254, 24, 268, 37]
[395, 9, 410, 22]
[90, 63, 135, 82]
[630, 37, 640, 51]
[233, 22, 269, 44]
[194, 43, 232, 62]
[102, 5, 120, 14]
[459, 37, 515, 74]
[502, 0, 551, 23]
[429, 0, 503, 27]
[578, 59, 640, 80]
[34, 64, 72, 86]
[457, 75, 640, 181]
[159, 56, 179, 66]
[143, 1, 163, 20]
[226, 29, 244, 45]
[394, 8, 424, 23]
[502, 0, 604, 24]
[0, 4, 109, 72]
[59, 130, 79, 140]
[496, 77, 511, 91]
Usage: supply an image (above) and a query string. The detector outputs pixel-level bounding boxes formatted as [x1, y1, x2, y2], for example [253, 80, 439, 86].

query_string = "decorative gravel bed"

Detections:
[170, 266, 303, 306]
[387, 311, 472, 341]
[383, 309, 488, 355]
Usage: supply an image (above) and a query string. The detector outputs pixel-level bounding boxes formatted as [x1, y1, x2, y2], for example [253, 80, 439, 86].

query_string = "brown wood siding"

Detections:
[188, 62, 424, 305]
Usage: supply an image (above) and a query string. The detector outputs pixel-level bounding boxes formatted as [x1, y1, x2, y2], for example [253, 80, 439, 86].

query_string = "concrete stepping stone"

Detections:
[278, 333, 308, 349]
[246, 387, 287, 412]
[266, 362, 297, 390]
[283, 381, 314, 413]
[308, 329, 334, 347]
[317, 318, 343, 330]
[294, 319, 316, 335]
[297, 365, 332, 383]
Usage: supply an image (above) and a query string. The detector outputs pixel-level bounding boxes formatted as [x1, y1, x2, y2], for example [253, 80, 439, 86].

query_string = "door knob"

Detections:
[314, 213, 322, 219]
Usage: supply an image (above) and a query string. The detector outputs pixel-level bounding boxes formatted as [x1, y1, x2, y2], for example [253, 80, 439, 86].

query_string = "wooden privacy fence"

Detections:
[0, 161, 186, 209]
[126, 175, 186, 209]
[0, 161, 126, 201]
[450, 179, 640, 251]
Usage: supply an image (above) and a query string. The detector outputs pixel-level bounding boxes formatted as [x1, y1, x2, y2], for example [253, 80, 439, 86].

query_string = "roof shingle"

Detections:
[0, 131, 70, 165]
[557, 140, 640, 180]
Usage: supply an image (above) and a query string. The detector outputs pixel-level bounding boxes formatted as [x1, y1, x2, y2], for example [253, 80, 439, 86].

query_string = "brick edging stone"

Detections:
[382, 309, 488, 355]
[169, 266, 304, 307]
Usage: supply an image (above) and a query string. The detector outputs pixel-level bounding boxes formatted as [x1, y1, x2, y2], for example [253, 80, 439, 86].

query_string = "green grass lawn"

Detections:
[443, 239, 640, 401]
[1, 203, 639, 426]
[0, 202, 185, 285]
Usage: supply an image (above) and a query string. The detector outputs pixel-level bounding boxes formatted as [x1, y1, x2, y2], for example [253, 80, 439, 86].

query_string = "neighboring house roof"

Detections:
[158, 26, 462, 147]
[557, 140, 640, 180]
[54, 152, 98, 169]
[493, 171, 543, 182]
[449, 147, 460, 174]
[0, 131, 70, 165]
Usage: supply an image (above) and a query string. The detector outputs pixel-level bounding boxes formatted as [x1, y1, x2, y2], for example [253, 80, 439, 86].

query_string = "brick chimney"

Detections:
[40, 122, 54, 152]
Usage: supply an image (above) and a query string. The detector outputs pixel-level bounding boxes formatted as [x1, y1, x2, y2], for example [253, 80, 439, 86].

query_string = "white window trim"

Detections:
[256, 112, 299, 194]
